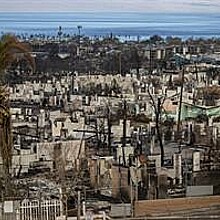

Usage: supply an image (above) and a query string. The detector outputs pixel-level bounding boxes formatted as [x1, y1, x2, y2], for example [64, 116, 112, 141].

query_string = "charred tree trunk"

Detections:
[147, 85, 165, 167]
[0, 105, 13, 196]
[155, 98, 164, 167]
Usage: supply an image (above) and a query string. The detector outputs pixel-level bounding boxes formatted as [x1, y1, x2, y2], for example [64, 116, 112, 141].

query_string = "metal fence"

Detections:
[1, 199, 61, 220]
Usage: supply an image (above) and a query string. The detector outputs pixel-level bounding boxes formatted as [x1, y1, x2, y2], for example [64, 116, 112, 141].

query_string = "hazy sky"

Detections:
[0, 0, 220, 13]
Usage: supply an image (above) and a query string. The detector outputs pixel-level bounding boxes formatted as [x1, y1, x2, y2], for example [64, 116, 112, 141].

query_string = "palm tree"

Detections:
[0, 34, 34, 196]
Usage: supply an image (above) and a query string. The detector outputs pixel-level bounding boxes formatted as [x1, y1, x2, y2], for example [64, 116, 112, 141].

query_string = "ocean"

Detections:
[0, 12, 220, 39]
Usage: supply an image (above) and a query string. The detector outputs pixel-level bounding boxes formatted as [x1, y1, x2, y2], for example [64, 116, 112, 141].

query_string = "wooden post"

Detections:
[122, 100, 127, 165]
[177, 66, 185, 151]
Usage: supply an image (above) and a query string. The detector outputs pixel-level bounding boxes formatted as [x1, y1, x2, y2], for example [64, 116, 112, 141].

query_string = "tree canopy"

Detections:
[0, 34, 34, 196]
[0, 34, 35, 78]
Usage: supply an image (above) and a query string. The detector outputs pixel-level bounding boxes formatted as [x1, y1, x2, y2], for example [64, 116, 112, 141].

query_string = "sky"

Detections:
[0, 0, 220, 13]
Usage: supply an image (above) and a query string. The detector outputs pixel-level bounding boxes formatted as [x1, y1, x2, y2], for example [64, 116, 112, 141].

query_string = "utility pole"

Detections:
[77, 190, 81, 220]
[36, 115, 39, 139]
[77, 25, 82, 72]
[55, 143, 67, 220]
[119, 52, 122, 75]
[185, 159, 188, 190]
[177, 65, 185, 151]
[71, 72, 75, 95]
[135, 162, 138, 203]
[38, 187, 42, 220]
[1, 190, 4, 219]
[130, 177, 134, 217]
[107, 105, 112, 155]
[77, 25, 82, 57]
[122, 99, 127, 165]
[149, 43, 153, 75]
[135, 182, 138, 203]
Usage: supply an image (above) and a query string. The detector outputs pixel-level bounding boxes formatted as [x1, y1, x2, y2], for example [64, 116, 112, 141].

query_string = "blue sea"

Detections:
[0, 12, 220, 39]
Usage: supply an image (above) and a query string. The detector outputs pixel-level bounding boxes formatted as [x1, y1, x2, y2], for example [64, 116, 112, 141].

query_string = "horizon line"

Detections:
[0, 11, 217, 14]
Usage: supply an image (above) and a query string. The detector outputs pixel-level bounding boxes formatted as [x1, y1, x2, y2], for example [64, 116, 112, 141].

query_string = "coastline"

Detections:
[0, 12, 220, 40]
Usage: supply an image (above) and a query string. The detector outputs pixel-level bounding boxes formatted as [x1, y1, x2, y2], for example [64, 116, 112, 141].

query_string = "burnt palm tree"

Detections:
[0, 34, 34, 196]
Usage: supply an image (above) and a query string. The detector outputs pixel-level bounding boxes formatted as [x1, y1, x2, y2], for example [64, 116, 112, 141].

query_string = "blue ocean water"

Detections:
[0, 12, 220, 39]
